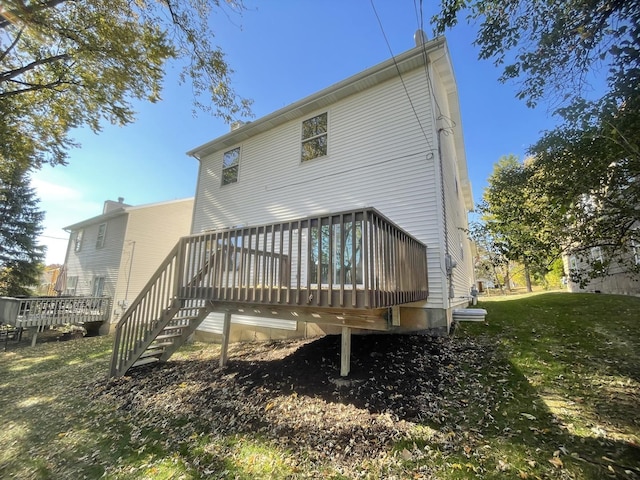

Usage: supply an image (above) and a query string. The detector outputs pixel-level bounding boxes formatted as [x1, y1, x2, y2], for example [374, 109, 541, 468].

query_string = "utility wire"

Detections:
[369, 0, 433, 152]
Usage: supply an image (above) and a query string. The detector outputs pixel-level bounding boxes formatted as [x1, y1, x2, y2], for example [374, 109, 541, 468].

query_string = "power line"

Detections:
[369, 0, 433, 152]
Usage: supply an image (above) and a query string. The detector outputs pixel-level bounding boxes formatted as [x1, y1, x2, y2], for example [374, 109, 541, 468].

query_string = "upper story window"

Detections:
[74, 230, 84, 252]
[222, 147, 240, 185]
[301, 112, 328, 162]
[632, 229, 640, 265]
[96, 223, 107, 248]
[590, 246, 603, 264]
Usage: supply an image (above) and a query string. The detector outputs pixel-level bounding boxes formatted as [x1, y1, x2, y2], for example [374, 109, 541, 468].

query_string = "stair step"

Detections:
[148, 341, 174, 349]
[156, 333, 183, 341]
[139, 350, 164, 359]
[133, 356, 160, 367]
[171, 316, 198, 322]
[163, 324, 185, 330]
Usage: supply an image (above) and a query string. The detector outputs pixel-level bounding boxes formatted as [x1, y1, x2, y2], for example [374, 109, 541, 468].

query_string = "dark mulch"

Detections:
[94, 333, 496, 475]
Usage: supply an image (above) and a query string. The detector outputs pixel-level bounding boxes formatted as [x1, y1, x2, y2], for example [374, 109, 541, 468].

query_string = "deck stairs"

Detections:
[109, 208, 429, 378]
[129, 299, 212, 368]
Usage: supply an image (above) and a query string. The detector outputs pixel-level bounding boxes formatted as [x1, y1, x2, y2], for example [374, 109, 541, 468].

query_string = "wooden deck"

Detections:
[109, 208, 429, 378]
[0, 296, 111, 345]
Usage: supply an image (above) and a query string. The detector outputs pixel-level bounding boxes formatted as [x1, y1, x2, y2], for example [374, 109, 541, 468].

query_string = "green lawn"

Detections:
[0, 292, 638, 479]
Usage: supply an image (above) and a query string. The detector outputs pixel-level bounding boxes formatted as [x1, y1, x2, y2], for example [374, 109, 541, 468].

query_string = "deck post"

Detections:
[219, 311, 232, 367]
[340, 326, 351, 377]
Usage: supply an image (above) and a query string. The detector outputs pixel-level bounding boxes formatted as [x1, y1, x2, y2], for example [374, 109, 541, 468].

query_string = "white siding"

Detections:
[430, 64, 475, 307]
[199, 312, 296, 334]
[193, 68, 448, 308]
[65, 214, 127, 300]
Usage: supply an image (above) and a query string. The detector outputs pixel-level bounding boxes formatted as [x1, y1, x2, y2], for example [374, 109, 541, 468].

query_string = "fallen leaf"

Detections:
[548, 457, 563, 468]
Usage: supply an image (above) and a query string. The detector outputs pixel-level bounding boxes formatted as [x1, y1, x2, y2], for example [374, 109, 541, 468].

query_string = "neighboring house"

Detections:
[62, 197, 194, 331]
[109, 34, 477, 378]
[563, 229, 640, 295]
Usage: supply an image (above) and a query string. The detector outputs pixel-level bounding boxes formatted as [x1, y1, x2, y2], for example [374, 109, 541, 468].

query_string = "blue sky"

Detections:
[32, 1, 558, 264]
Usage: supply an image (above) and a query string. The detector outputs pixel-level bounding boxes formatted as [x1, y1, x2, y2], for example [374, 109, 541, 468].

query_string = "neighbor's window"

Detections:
[74, 230, 84, 252]
[66, 276, 78, 295]
[591, 246, 603, 264]
[92, 276, 105, 297]
[222, 147, 240, 185]
[569, 255, 577, 271]
[632, 231, 640, 265]
[96, 223, 107, 248]
[301, 112, 328, 162]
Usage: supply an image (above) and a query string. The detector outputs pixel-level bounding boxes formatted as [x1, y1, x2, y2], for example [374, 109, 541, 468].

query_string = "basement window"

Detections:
[301, 112, 328, 162]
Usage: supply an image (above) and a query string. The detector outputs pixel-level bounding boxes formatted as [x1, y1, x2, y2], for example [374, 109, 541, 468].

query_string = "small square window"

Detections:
[222, 147, 240, 185]
[301, 113, 328, 162]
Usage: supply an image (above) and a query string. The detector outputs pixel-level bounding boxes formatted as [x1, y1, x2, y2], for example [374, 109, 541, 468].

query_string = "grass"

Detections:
[0, 292, 639, 479]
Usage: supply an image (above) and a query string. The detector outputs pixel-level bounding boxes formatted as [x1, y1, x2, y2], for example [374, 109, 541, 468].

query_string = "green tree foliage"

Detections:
[480, 155, 560, 291]
[431, 0, 639, 109]
[433, 0, 639, 283]
[0, 0, 253, 170]
[0, 161, 45, 296]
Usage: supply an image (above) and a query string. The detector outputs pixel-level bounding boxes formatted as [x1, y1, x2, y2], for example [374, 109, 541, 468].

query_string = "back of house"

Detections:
[187, 35, 475, 340]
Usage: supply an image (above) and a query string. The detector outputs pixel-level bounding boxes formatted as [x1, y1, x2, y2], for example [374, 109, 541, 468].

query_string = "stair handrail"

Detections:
[109, 239, 185, 377]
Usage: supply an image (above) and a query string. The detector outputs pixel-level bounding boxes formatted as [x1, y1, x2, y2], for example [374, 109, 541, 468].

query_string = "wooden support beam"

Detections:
[341, 326, 351, 377]
[219, 312, 231, 367]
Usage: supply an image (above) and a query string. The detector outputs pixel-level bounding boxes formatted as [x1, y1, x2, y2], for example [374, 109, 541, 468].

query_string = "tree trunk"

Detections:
[524, 262, 533, 292]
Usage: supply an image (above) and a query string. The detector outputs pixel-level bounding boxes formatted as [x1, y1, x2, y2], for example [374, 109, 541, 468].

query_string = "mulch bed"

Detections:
[94, 333, 498, 476]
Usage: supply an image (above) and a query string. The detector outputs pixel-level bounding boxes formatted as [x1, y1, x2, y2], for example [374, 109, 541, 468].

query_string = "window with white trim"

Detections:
[590, 246, 603, 263]
[92, 276, 105, 297]
[74, 230, 83, 252]
[222, 147, 240, 185]
[301, 112, 328, 162]
[569, 255, 577, 271]
[632, 231, 640, 265]
[65, 276, 78, 295]
[96, 223, 107, 248]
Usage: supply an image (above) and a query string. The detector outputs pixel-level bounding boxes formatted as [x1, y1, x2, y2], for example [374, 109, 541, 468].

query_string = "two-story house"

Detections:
[109, 35, 477, 378]
[62, 197, 194, 332]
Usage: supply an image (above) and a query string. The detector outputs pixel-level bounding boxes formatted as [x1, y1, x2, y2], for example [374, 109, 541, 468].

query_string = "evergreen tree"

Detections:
[0, 161, 45, 296]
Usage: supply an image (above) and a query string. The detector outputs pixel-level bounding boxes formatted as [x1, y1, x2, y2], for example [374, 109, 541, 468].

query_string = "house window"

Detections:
[569, 255, 577, 271]
[301, 112, 328, 162]
[92, 276, 105, 297]
[74, 230, 83, 252]
[66, 276, 78, 295]
[590, 246, 603, 264]
[632, 231, 640, 265]
[222, 147, 240, 185]
[96, 223, 107, 248]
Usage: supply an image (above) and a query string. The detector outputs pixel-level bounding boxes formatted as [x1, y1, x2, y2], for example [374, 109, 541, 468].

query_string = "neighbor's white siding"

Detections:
[193, 67, 449, 314]
[65, 214, 127, 300]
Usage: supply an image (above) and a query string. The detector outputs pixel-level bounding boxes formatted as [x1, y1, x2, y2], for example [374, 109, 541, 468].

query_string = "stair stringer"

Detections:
[113, 298, 184, 377]
[156, 300, 215, 362]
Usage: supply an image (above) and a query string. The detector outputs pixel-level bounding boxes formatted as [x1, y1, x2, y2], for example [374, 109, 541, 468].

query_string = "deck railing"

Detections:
[179, 207, 428, 309]
[0, 296, 111, 328]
